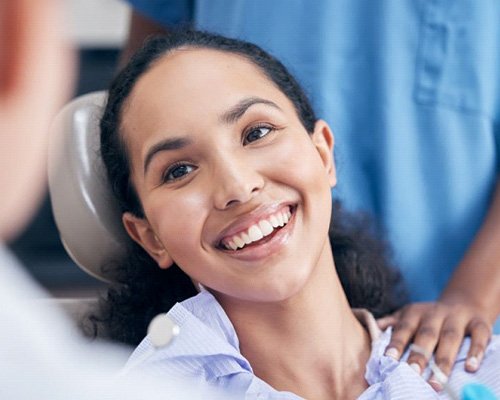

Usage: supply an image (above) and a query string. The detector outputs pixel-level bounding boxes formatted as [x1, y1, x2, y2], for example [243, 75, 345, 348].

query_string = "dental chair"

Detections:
[49, 92, 179, 346]
[48, 91, 131, 322]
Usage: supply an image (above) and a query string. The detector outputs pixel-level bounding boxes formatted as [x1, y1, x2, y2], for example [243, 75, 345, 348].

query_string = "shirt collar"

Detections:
[159, 291, 385, 378]
[132, 290, 397, 387]
[352, 308, 383, 342]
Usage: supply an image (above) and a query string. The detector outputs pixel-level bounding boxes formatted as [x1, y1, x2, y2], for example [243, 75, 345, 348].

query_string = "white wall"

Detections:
[65, 0, 130, 48]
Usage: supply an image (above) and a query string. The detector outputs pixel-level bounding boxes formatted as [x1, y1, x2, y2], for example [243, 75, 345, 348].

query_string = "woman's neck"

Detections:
[217, 245, 371, 400]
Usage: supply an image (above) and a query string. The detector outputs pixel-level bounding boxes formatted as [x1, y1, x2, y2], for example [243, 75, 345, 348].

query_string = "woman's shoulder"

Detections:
[126, 290, 252, 379]
[362, 329, 500, 399]
[124, 291, 303, 398]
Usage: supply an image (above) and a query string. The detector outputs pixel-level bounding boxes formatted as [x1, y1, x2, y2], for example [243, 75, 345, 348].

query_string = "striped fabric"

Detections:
[128, 290, 500, 399]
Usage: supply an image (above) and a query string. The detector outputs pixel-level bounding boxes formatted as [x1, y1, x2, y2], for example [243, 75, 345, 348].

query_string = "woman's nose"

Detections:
[212, 155, 264, 210]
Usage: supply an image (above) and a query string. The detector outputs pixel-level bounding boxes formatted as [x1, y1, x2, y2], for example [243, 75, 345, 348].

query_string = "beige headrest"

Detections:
[48, 91, 131, 283]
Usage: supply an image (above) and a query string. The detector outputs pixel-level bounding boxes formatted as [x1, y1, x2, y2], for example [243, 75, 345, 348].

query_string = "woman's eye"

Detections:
[163, 163, 195, 183]
[244, 126, 272, 144]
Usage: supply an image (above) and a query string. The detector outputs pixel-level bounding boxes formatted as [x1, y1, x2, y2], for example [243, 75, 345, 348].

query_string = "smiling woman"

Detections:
[92, 31, 500, 399]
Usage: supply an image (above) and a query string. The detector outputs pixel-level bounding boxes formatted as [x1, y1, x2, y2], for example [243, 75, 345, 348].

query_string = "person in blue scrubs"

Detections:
[121, 0, 500, 381]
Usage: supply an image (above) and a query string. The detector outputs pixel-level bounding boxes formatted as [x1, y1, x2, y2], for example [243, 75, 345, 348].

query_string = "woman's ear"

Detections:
[122, 212, 173, 269]
[312, 119, 336, 188]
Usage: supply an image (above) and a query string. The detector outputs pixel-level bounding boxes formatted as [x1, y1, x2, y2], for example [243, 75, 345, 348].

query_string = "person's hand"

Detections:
[377, 301, 493, 391]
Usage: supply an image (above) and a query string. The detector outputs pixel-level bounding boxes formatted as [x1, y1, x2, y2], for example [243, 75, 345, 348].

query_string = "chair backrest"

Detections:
[49, 91, 131, 282]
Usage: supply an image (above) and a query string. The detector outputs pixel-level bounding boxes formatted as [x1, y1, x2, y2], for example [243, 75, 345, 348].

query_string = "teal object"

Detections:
[462, 383, 498, 400]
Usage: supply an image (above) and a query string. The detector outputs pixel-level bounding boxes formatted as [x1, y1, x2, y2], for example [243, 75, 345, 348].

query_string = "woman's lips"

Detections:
[220, 205, 293, 251]
[218, 205, 297, 262]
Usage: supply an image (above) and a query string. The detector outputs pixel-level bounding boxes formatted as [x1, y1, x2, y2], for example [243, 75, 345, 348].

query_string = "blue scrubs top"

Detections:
[126, 0, 500, 329]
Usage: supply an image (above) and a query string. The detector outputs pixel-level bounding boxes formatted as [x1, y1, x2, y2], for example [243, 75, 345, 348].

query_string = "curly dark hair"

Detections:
[91, 30, 406, 345]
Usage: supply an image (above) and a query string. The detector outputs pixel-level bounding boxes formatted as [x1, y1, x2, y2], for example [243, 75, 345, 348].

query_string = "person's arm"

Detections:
[379, 178, 500, 388]
[119, 10, 170, 69]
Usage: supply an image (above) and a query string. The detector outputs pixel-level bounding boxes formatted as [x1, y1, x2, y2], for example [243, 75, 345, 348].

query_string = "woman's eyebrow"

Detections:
[143, 98, 280, 175]
[220, 97, 282, 124]
[143, 136, 192, 175]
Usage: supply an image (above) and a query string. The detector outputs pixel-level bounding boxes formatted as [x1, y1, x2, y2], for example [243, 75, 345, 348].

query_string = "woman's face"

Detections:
[121, 48, 336, 304]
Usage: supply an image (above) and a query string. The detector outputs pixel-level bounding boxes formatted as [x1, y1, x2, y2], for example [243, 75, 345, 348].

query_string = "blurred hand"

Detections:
[377, 301, 493, 391]
[0, 0, 74, 241]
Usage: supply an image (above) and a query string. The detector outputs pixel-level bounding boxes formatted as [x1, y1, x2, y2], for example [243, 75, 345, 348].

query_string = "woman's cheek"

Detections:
[151, 191, 207, 253]
[276, 139, 329, 189]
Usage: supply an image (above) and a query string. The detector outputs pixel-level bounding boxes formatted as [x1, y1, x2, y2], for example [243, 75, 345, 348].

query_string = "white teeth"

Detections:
[276, 213, 284, 226]
[280, 213, 287, 225]
[222, 206, 294, 251]
[269, 215, 280, 228]
[241, 232, 252, 244]
[259, 220, 274, 236]
[233, 236, 245, 249]
[248, 225, 264, 242]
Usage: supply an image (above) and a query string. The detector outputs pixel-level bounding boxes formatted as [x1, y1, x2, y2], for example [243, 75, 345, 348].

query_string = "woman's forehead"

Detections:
[122, 48, 293, 136]
[128, 48, 284, 112]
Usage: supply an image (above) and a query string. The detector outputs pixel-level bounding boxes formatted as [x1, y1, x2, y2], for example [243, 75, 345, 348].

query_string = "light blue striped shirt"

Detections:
[129, 291, 500, 399]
